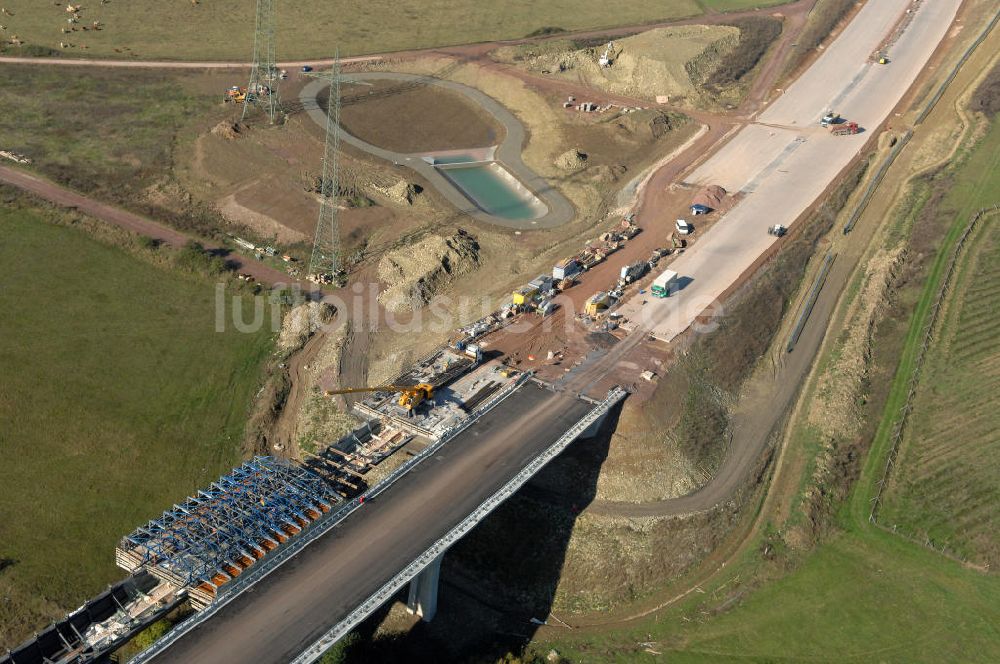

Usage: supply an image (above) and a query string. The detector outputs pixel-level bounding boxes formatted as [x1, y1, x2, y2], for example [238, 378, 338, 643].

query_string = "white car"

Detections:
[675, 219, 692, 235]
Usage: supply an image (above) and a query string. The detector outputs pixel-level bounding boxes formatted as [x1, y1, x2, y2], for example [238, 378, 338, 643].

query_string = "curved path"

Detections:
[299, 73, 574, 229]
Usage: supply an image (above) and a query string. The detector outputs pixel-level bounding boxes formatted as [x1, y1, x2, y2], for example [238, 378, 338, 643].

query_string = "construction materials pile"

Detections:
[691, 184, 727, 210]
[377, 230, 480, 313]
[555, 148, 588, 171]
[519, 25, 740, 105]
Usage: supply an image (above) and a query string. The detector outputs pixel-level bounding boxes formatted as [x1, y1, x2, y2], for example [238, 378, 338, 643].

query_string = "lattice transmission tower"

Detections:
[308, 58, 344, 284]
[242, 0, 280, 123]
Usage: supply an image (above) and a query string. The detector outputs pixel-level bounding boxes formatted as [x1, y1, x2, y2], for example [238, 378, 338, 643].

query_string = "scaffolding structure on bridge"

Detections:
[116, 457, 340, 607]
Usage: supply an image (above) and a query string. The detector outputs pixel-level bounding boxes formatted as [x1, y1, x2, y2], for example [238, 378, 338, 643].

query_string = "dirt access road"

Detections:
[0, 165, 312, 289]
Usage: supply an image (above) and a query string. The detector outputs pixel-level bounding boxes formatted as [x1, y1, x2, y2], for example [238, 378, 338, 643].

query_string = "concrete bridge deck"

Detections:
[145, 382, 597, 664]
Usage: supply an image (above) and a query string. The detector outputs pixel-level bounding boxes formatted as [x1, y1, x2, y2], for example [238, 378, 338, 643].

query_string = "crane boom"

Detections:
[324, 383, 435, 413]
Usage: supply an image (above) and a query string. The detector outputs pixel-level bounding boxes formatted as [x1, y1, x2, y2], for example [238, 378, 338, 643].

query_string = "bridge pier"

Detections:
[406, 551, 444, 621]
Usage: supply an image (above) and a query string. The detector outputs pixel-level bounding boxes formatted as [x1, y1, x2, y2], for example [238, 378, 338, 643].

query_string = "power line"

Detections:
[242, 0, 280, 124]
[308, 56, 344, 285]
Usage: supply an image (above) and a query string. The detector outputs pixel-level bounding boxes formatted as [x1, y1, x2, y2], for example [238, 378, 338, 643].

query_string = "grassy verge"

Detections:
[0, 206, 274, 649]
[550, 530, 1000, 663]
[862, 120, 1000, 563]
[702, 0, 791, 10]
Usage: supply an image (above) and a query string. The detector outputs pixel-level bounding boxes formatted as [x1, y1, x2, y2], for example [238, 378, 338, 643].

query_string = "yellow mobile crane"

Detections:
[325, 384, 435, 414]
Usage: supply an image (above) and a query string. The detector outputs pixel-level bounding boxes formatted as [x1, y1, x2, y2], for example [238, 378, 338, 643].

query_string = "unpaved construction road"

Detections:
[0, 165, 312, 289]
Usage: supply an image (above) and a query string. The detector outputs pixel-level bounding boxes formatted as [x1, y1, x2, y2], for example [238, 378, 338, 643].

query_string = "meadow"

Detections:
[0, 209, 273, 648]
[0, 0, 788, 61]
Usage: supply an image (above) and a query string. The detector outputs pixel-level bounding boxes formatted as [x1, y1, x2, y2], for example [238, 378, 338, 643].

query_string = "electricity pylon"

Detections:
[242, 0, 280, 123]
[308, 58, 343, 284]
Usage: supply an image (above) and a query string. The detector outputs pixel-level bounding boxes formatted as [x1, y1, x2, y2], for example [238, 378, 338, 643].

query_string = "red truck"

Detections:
[831, 121, 860, 136]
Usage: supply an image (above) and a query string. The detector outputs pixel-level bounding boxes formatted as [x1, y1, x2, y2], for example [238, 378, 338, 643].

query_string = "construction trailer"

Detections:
[528, 274, 555, 293]
[553, 257, 581, 280]
[585, 291, 611, 316]
[512, 284, 539, 307]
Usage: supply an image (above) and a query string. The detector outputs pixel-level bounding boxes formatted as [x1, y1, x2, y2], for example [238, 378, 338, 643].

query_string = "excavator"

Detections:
[224, 86, 247, 104]
[325, 383, 434, 415]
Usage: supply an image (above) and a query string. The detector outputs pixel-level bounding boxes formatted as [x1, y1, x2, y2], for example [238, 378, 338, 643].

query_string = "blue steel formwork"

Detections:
[117, 457, 340, 592]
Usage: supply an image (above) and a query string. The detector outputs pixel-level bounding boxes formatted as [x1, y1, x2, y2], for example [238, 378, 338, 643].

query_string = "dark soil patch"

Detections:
[337, 80, 505, 154]
[783, 0, 855, 78]
[970, 59, 1000, 117]
[708, 16, 783, 91]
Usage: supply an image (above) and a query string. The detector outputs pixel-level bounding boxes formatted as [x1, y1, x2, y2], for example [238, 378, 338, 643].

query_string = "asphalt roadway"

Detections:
[148, 382, 592, 664]
[299, 73, 575, 230]
[616, 0, 963, 342]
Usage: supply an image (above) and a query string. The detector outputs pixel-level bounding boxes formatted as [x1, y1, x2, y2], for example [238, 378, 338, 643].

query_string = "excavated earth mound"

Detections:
[377, 230, 480, 313]
[555, 148, 588, 171]
[522, 25, 739, 106]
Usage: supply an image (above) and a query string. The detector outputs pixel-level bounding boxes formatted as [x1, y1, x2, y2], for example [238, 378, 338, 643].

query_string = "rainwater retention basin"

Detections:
[433, 158, 547, 221]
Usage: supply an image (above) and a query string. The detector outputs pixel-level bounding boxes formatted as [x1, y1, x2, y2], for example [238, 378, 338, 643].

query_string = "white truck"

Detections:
[651, 269, 679, 298]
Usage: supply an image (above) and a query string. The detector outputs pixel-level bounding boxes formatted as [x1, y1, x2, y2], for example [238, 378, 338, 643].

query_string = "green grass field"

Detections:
[878, 121, 1000, 567]
[0, 209, 273, 648]
[547, 531, 1000, 663]
[0, 0, 789, 61]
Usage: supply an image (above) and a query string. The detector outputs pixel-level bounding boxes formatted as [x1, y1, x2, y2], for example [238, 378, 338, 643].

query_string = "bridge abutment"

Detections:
[406, 551, 444, 621]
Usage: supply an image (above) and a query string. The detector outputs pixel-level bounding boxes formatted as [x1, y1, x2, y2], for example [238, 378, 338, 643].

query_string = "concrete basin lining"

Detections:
[437, 161, 549, 220]
[299, 73, 575, 229]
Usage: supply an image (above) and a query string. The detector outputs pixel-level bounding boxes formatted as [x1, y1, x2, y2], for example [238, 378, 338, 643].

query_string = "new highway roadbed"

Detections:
[148, 381, 592, 664]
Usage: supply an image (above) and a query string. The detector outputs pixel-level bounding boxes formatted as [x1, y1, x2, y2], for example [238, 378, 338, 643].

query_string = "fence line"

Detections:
[914, 9, 1000, 125]
[869, 205, 999, 524]
[842, 131, 912, 235]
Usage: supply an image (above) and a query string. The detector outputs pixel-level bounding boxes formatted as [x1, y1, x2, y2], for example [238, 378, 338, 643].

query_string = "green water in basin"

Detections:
[438, 162, 543, 221]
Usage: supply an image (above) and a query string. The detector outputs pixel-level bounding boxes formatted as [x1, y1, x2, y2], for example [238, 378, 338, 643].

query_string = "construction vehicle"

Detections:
[224, 86, 247, 103]
[325, 384, 434, 415]
[831, 121, 860, 136]
[599, 41, 615, 67]
[820, 111, 840, 127]
[651, 269, 679, 298]
[877, 52, 890, 64]
[767, 224, 787, 237]
[584, 292, 611, 316]
[619, 261, 647, 284]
